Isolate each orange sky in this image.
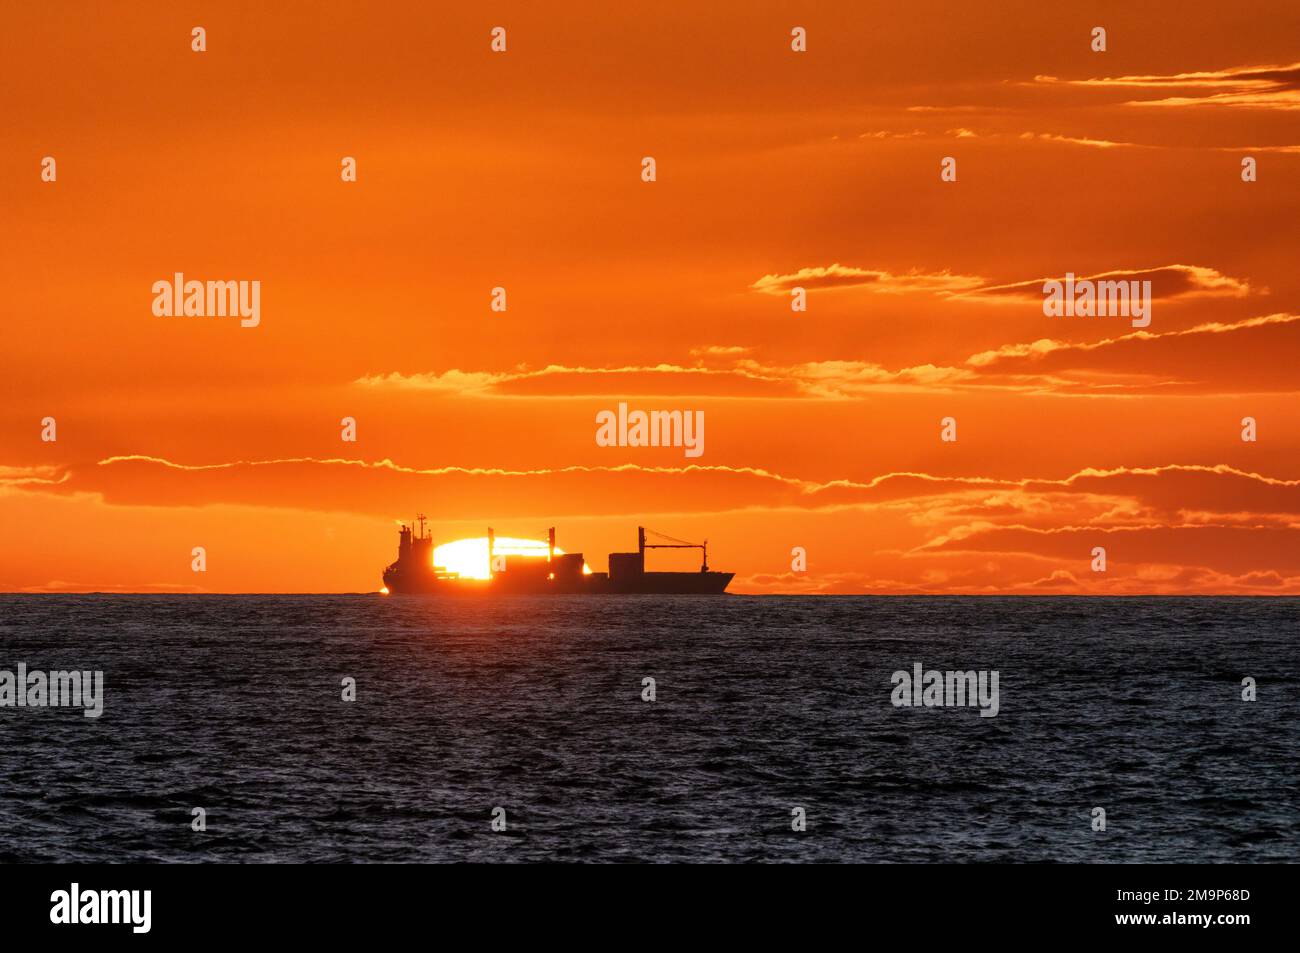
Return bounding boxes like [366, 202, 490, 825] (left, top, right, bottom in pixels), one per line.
[2, 1, 1299, 593]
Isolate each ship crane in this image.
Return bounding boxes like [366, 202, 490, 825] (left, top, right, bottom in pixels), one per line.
[639, 526, 710, 572]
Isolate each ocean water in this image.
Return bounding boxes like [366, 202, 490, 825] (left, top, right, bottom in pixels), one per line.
[0, 595, 1295, 863]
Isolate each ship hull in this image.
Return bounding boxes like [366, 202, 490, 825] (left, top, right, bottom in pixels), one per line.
[383, 570, 733, 596]
[605, 572, 733, 594]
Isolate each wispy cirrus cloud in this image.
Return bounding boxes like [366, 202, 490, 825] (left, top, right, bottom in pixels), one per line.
[749, 264, 985, 296]
[355, 363, 801, 398]
[689, 344, 752, 358]
[968, 312, 1299, 366]
[1034, 62, 1300, 110]
[856, 129, 926, 140]
[1017, 131, 1131, 149]
[0, 465, 70, 489]
[352, 311, 1294, 401]
[16, 579, 206, 594]
[354, 360, 980, 399]
[1012, 131, 1299, 152]
[848, 125, 1298, 153]
[752, 262, 1252, 303]
[966, 264, 1254, 301]
[962, 313, 1300, 394]
[58, 456, 1300, 520]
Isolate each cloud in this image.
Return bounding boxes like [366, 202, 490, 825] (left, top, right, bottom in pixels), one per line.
[1017, 131, 1131, 149]
[749, 264, 985, 296]
[42, 457, 1300, 525]
[354, 358, 981, 399]
[752, 262, 1251, 304]
[845, 125, 1297, 154]
[735, 359, 977, 397]
[926, 524, 1300, 575]
[17, 579, 206, 594]
[71, 454, 818, 519]
[854, 125, 1125, 147]
[737, 570, 890, 594]
[0, 465, 70, 490]
[967, 264, 1253, 302]
[353, 310, 1292, 401]
[689, 345, 752, 358]
[856, 129, 925, 139]
[1012, 132, 1299, 153]
[356, 363, 804, 398]
[1225, 144, 1300, 154]
[354, 368, 510, 394]
[1035, 62, 1300, 110]
[93, 453, 811, 486]
[970, 312, 1296, 364]
[965, 313, 1300, 394]
[356, 363, 806, 398]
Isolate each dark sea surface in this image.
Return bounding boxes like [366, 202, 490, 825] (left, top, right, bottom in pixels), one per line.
[0, 595, 1296, 863]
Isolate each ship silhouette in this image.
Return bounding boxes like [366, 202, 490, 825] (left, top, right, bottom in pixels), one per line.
[382, 517, 734, 595]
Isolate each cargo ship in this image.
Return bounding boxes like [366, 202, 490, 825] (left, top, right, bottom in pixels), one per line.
[382, 518, 733, 595]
